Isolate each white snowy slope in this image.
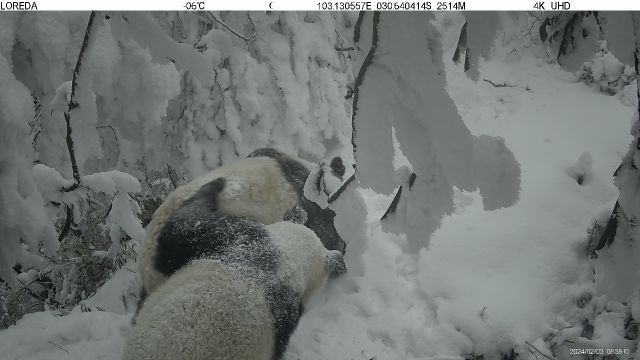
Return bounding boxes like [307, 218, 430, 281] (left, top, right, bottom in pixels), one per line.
[289, 22, 634, 360]
[418, 52, 633, 357]
[0, 18, 636, 360]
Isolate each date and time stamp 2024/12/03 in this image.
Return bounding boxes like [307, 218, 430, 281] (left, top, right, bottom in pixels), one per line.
[568, 347, 630, 356]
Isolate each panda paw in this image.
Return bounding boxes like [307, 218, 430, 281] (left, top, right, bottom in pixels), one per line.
[325, 250, 347, 278]
[283, 205, 308, 224]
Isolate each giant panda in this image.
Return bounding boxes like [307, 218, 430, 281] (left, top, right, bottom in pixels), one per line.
[124, 220, 345, 360]
[139, 148, 347, 297]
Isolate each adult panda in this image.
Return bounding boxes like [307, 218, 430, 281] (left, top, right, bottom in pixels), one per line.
[124, 219, 345, 360]
[139, 148, 347, 296]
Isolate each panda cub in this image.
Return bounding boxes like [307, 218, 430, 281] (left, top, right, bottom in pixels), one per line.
[123, 220, 345, 360]
[139, 148, 346, 296]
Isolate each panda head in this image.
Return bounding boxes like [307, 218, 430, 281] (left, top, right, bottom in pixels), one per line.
[265, 221, 345, 304]
[248, 148, 351, 253]
[300, 154, 356, 254]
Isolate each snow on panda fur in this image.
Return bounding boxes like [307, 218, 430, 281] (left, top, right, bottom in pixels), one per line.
[139, 148, 346, 296]
[124, 221, 345, 360]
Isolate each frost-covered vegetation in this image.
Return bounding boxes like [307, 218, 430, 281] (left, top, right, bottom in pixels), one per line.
[577, 40, 636, 96]
[0, 10, 640, 360]
[0, 11, 356, 328]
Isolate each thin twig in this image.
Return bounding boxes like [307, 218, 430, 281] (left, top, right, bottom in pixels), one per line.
[207, 12, 257, 42]
[247, 13, 256, 34]
[528, 347, 541, 360]
[97, 125, 120, 165]
[165, 164, 180, 189]
[48, 340, 70, 354]
[483, 79, 518, 88]
[57, 204, 73, 243]
[19, 269, 55, 292]
[15, 278, 60, 307]
[102, 193, 117, 221]
[62, 11, 97, 192]
[521, 13, 543, 41]
[39, 248, 60, 265]
[524, 341, 557, 360]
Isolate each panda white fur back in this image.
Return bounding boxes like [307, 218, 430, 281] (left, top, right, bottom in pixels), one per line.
[139, 149, 346, 297]
[125, 259, 275, 360]
[139, 156, 301, 295]
[124, 221, 342, 360]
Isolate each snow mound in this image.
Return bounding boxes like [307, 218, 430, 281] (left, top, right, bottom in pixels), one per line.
[577, 41, 636, 96]
[0, 310, 130, 360]
[565, 151, 594, 186]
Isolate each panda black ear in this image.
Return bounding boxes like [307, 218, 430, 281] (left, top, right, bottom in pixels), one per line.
[189, 177, 226, 211]
[330, 157, 345, 179]
[197, 177, 226, 199]
[325, 250, 347, 278]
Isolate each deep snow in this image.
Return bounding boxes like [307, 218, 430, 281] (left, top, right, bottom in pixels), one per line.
[0, 16, 637, 360]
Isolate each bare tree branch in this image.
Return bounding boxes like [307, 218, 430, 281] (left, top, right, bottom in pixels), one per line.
[206, 12, 257, 42]
[62, 112, 81, 192]
[352, 11, 380, 154]
[62, 11, 97, 192]
[327, 173, 356, 204]
[353, 11, 366, 43]
[69, 11, 97, 109]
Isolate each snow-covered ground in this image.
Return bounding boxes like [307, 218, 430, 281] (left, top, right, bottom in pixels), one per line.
[0, 20, 636, 360]
[286, 52, 634, 360]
